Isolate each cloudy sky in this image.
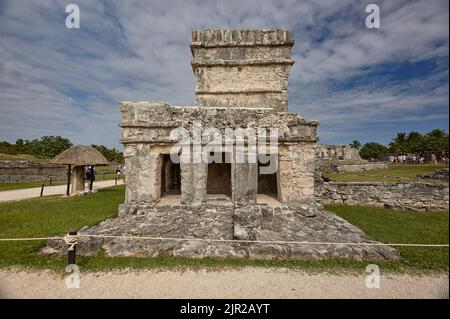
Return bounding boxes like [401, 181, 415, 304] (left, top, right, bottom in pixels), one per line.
[0, 0, 448, 148]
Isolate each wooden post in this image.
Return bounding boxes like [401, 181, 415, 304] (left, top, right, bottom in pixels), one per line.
[66, 165, 71, 196]
[67, 230, 77, 265]
[49, 176, 53, 186]
[89, 165, 94, 191]
[40, 184, 44, 197]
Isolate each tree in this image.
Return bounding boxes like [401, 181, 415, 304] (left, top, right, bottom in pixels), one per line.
[349, 140, 362, 150]
[388, 132, 409, 154]
[42, 136, 72, 158]
[406, 131, 424, 154]
[421, 129, 448, 154]
[360, 142, 388, 160]
[91, 144, 124, 163]
[23, 136, 73, 159]
[0, 141, 17, 155]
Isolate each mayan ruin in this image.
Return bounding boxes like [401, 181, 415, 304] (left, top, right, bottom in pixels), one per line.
[1, 0, 448, 301]
[42, 29, 400, 260]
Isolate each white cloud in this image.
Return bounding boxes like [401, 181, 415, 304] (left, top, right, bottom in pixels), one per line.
[0, 0, 448, 147]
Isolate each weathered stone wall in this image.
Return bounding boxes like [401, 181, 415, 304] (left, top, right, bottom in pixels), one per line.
[278, 143, 316, 203]
[318, 161, 388, 174]
[119, 102, 318, 213]
[191, 29, 294, 112]
[317, 181, 449, 211]
[0, 161, 66, 182]
[119, 102, 318, 145]
[417, 168, 449, 181]
[333, 162, 388, 172]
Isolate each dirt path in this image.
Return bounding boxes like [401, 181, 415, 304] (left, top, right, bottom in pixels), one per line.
[0, 180, 124, 203]
[0, 268, 447, 299]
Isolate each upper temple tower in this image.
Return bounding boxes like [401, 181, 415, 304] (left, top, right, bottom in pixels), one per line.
[190, 29, 294, 112]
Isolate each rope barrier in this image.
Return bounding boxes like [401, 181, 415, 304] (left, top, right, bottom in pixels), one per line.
[0, 234, 448, 247]
[63, 233, 79, 251]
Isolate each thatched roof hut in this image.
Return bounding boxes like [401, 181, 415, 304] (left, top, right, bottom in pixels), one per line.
[51, 145, 109, 166]
[51, 145, 109, 195]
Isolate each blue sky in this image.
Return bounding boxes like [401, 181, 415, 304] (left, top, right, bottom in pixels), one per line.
[0, 0, 448, 149]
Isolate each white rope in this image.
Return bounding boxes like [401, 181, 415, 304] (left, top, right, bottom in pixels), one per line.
[0, 234, 447, 247]
[63, 234, 79, 251]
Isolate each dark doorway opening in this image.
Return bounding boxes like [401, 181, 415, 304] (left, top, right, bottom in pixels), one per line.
[257, 157, 278, 199]
[161, 154, 181, 196]
[207, 153, 231, 197]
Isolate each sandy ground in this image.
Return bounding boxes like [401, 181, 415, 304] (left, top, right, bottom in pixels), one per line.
[0, 268, 448, 299]
[0, 179, 124, 203]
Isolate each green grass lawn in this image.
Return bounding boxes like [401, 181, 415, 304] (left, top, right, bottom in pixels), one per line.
[325, 204, 449, 272]
[325, 163, 448, 182]
[0, 186, 448, 273]
[0, 186, 124, 270]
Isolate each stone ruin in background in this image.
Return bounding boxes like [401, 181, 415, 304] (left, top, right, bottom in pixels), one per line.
[316, 144, 388, 174]
[44, 29, 398, 260]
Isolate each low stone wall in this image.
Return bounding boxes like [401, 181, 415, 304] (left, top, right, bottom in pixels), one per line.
[318, 181, 449, 211]
[318, 160, 388, 174]
[0, 161, 67, 183]
[417, 168, 449, 181]
[334, 162, 388, 172]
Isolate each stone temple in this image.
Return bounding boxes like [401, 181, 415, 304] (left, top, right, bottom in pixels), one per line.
[44, 29, 398, 260]
[119, 29, 318, 213]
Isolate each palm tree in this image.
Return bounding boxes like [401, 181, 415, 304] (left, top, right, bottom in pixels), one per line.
[349, 140, 362, 150]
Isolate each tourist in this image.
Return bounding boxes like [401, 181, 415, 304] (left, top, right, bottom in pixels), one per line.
[412, 154, 417, 165]
[85, 167, 91, 180]
[116, 166, 123, 183]
[431, 153, 437, 165]
[86, 166, 95, 181]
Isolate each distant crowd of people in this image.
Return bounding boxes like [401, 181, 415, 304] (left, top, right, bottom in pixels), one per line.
[388, 151, 449, 165]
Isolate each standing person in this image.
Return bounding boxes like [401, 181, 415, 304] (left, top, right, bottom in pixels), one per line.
[85, 167, 91, 181]
[88, 166, 95, 190]
[431, 153, 437, 165]
[419, 155, 424, 164]
[412, 154, 417, 165]
[116, 166, 123, 184]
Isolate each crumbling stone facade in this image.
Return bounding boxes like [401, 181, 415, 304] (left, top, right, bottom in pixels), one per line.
[119, 29, 318, 214]
[191, 30, 294, 111]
